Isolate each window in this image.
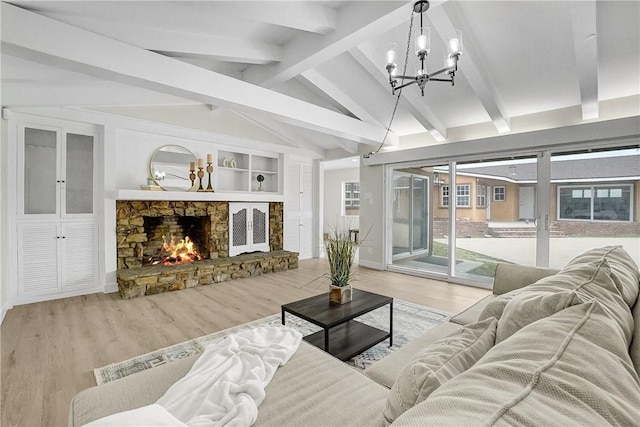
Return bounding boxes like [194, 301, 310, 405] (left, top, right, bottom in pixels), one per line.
[343, 181, 360, 216]
[441, 185, 471, 207]
[441, 185, 450, 207]
[477, 184, 487, 207]
[456, 184, 471, 207]
[493, 186, 506, 202]
[558, 184, 632, 221]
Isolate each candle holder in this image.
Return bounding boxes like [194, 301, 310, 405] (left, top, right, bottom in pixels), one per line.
[197, 166, 205, 192]
[189, 165, 196, 191]
[205, 161, 215, 192]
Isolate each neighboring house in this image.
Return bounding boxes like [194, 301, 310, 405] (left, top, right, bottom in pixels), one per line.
[426, 153, 640, 234]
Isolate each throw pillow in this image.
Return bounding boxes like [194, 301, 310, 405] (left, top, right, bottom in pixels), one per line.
[495, 290, 581, 342]
[382, 317, 497, 426]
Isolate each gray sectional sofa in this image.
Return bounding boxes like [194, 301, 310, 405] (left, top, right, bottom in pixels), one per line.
[70, 246, 640, 426]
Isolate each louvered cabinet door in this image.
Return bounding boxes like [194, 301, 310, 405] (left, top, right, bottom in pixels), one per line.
[17, 222, 62, 297]
[61, 222, 99, 291]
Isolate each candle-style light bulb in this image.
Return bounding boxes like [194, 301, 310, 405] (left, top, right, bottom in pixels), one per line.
[385, 43, 397, 68]
[415, 27, 430, 58]
[447, 30, 463, 56]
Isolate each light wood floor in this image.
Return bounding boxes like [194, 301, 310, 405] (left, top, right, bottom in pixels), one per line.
[1, 259, 490, 427]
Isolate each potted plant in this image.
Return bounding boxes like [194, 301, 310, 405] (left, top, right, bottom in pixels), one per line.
[324, 226, 360, 304]
[256, 174, 265, 191]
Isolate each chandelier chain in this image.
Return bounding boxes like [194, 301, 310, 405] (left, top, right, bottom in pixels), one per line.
[365, 10, 415, 158]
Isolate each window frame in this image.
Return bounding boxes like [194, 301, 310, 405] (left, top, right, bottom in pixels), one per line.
[442, 184, 472, 207]
[557, 183, 633, 222]
[342, 181, 360, 217]
[456, 184, 471, 207]
[493, 185, 506, 202]
[440, 185, 450, 207]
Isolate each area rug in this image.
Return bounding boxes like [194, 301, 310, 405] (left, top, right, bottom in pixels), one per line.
[94, 299, 450, 385]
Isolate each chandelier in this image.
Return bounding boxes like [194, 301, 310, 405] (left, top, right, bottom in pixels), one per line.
[384, 0, 463, 96]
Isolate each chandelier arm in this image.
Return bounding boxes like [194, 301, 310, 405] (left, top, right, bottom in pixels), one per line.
[427, 67, 455, 79]
[395, 80, 419, 91]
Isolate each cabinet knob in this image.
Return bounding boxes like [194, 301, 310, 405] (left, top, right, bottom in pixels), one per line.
[57, 236, 60, 239]
[57, 180, 61, 183]
[62, 236, 66, 239]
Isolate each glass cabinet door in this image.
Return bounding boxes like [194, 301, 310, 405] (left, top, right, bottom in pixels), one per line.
[65, 133, 94, 214]
[24, 127, 58, 215]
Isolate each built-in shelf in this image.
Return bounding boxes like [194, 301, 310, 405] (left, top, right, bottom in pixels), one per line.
[117, 190, 284, 202]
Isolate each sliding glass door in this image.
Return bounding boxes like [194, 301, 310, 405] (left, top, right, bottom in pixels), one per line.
[386, 144, 639, 287]
[391, 167, 449, 276]
[548, 147, 640, 269]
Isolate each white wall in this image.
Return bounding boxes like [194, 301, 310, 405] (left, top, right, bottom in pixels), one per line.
[1, 119, 7, 323]
[323, 167, 359, 233]
[357, 161, 385, 269]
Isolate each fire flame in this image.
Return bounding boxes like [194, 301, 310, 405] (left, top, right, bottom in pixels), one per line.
[152, 234, 203, 265]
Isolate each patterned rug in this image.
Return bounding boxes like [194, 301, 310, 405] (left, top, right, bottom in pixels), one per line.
[94, 299, 450, 385]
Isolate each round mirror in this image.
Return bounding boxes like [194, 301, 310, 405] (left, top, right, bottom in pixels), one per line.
[149, 145, 198, 191]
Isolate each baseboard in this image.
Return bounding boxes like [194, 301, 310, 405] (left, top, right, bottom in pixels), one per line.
[358, 259, 385, 270]
[1, 299, 14, 325]
[104, 282, 118, 294]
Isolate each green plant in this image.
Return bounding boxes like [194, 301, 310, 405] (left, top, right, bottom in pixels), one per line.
[324, 227, 360, 287]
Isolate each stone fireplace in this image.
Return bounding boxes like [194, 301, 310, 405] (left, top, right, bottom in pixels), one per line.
[115, 200, 297, 299]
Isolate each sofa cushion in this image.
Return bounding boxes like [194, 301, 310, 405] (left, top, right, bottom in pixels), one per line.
[479, 259, 634, 346]
[364, 322, 463, 389]
[450, 294, 496, 325]
[383, 317, 497, 425]
[392, 301, 640, 427]
[254, 341, 387, 427]
[492, 263, 558, 295]
[496, 290, 581, 342]
[565, 245, 640, 307]
[631, 296, 640, 377]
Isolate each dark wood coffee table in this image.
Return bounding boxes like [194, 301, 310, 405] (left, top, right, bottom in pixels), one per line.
[281, 289, 393, 361]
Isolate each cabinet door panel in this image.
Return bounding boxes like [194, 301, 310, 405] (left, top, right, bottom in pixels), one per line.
[18, 223, 61, 296]
[61, 222, 99, 291]
[24, 127, 58, 215]
[65, 133, 94, 214]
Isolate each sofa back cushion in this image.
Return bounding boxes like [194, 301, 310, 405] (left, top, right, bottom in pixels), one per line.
[496, 290, 581, 342]
[383, 317, 497, 426]
[479, 259, 634, 346]
[565, 245, 640, 307]
[392, 301, 640, 427]
[631, 297, 640, 377]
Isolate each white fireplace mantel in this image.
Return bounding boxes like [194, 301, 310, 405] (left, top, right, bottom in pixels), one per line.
[116, 190, 284, 202]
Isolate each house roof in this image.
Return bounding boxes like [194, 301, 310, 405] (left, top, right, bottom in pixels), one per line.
[456, 153, 640, 183]
[2, 1, 639, 159]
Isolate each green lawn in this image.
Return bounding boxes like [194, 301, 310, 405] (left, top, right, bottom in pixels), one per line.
[432, 241, 508, 278]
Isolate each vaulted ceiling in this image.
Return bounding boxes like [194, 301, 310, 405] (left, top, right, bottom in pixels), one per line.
[2, 1, 639, 159]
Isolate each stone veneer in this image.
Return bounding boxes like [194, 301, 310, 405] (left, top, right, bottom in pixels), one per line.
[115, 200, 292, 298]
[117, 250, 299, 299]
[116, 200, 284, 269]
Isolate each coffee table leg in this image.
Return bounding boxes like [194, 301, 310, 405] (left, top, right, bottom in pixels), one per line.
[281, 308, 285, 325]
[389, 300, 393, 347]
[324, 328, 329, 352]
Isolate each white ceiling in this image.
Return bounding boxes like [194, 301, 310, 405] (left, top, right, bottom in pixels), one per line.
[2, 1, 639, 159]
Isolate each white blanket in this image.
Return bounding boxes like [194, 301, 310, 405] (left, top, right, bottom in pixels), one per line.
[84, 326, 302, 427]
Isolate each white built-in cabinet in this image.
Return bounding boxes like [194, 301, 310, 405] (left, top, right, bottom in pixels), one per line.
[16, 123, 99, 301]
[228, 203, 270, 256]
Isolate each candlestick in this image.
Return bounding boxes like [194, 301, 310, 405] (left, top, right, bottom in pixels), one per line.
[205, 160, 214, 192]
[198, 158, 203, 168]
[207, 153, 212, 163]
[189, 163, 196, 191]
[197, 166, 205, 191]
